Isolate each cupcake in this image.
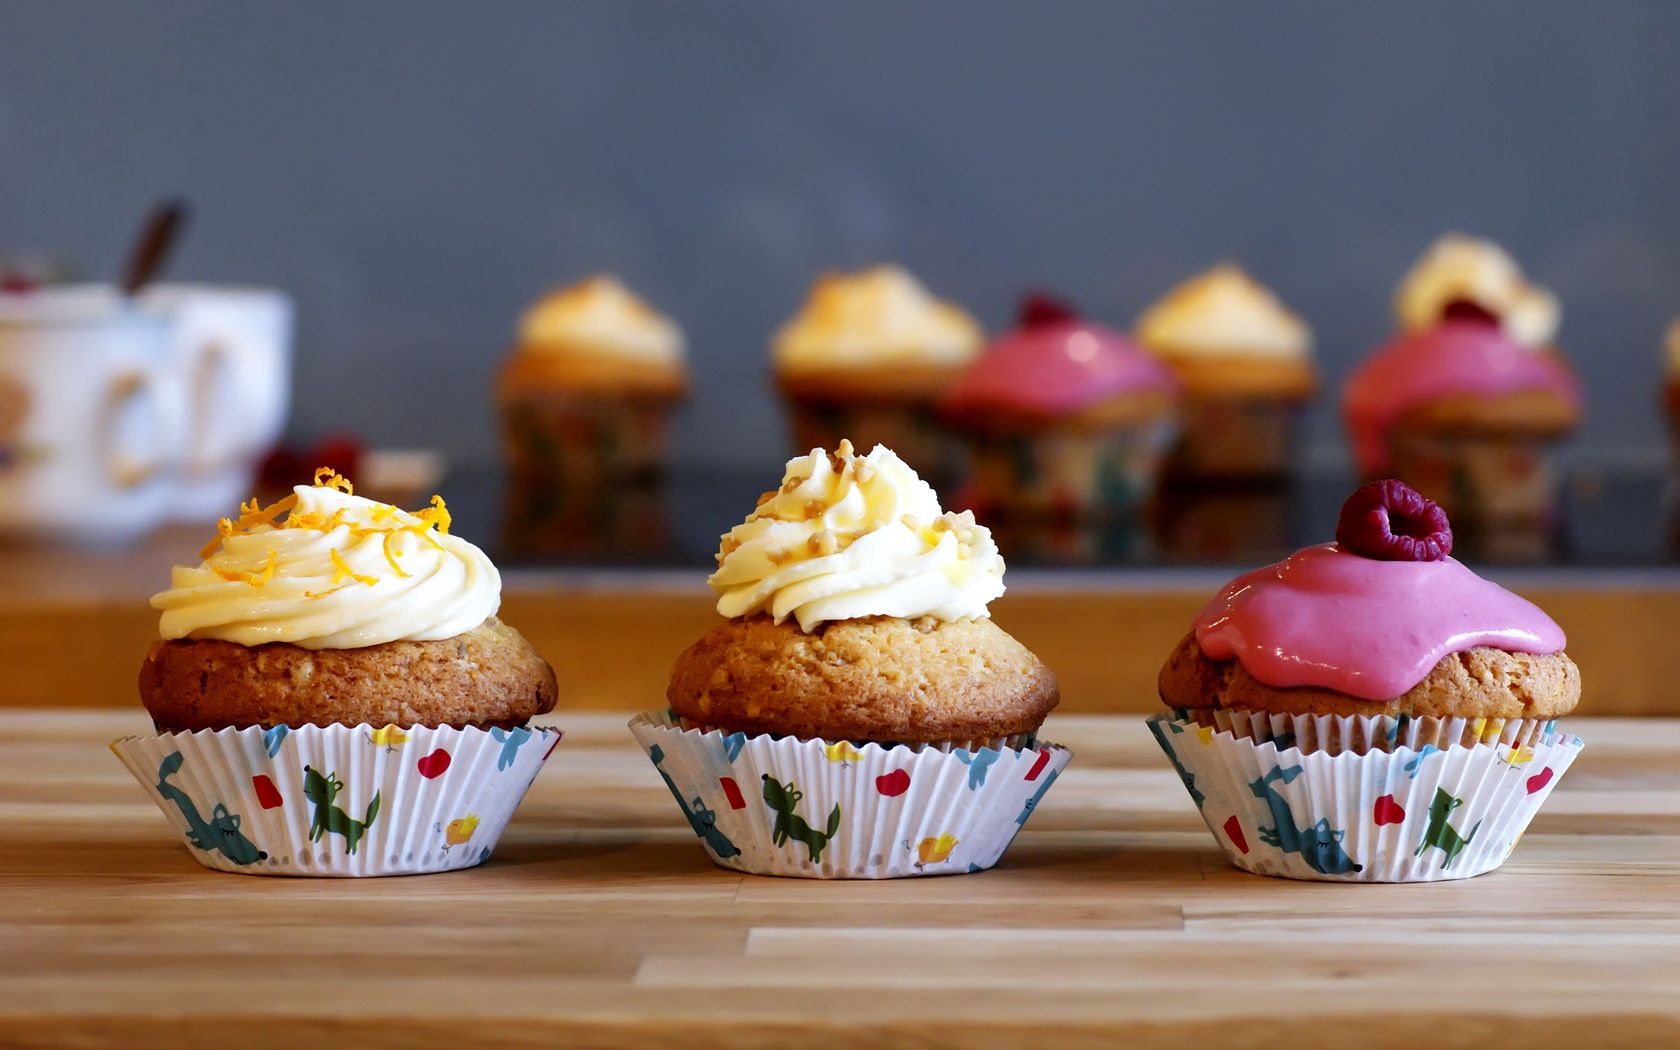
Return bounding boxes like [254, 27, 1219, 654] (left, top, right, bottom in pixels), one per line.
[630, 440, 1071, 879]
[497, 276, 687, 494]
[1345, 235, 1580, 529]
[941, 294, 1179, 519]
[1150, 479, 1584, 882]
[1136, 265, 1317, 482]
[112, 468, 562, 876]
[772, 266, 981, 484]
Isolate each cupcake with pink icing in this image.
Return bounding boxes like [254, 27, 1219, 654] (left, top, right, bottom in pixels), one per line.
[1344, 235, 1581, 528]
[1150, 479, 1584, 882]
[941, 294, 1179, 518]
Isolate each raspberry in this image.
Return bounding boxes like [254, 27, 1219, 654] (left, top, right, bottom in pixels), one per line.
[1439, 298, 1501, 327]
[1335, 479, 1453, 561]
[1017, 292, 1078, 328]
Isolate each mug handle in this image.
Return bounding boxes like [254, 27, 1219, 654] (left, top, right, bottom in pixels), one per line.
[98, 369, 171, 488]
[187, 334, 276, 476]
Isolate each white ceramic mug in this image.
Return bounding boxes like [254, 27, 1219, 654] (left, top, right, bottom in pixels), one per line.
[139, 285, 294, 519]
[0, 287, 185, 545]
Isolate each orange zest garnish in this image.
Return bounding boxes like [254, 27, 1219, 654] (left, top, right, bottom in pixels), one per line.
[313, 467, 354, 494]
[329, 547, 379, 587]
[195, 469, 455, 591]
[212, 549, 278, 588]
[381, 530, 411, 577]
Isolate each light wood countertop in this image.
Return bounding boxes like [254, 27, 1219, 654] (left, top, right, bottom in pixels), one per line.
[1, 710, 1675, 1048]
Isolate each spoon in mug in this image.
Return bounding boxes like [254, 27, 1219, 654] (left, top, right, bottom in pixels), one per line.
[120, 199, 190, 296]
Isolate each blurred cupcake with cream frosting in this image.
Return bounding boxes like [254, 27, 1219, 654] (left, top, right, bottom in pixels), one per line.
[497, 276, 687, 495]
[1344, 235, 1579, 529]
[1136, 265, 1317, 481]
[772, 266, 981, 483]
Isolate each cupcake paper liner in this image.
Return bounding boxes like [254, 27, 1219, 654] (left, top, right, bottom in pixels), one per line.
[960, 418, 1177, 518]
[629, 710, 1073, 879]
[1180, 707, 1556, 756]
[111, 723, 562, 877]
[1148, 712, 1583, 883]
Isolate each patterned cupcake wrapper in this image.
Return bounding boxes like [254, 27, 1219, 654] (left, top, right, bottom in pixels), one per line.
[629, 710, 1073, 879]
[110, 723, 562, 877]
[1178, 708, 1558, 756]
[1148, 712, 1583, 883]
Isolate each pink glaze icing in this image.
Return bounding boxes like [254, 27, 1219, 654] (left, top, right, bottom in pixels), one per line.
[1342, 320, 1580, 474]
[941, 317, 1177, 418]
[1194, 543, 1567, 701]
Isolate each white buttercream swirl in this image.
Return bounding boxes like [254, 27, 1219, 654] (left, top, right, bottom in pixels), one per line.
[709, 443, 1005, 631]
[1396, 234, 1560, 348]
[152, 483, 500, 649]
[518, 275, 684, 365]
[773, 266, 982, 372]
[1666, 318, 1680, 374]
[1136, 265, 1312, 360]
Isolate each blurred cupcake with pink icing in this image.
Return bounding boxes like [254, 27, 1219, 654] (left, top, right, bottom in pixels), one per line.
[1343, 235, 1581, 528]
[941, 294, 1179, 519]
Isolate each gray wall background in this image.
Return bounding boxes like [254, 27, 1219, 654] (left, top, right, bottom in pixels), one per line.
[3, 0, 1677, 471]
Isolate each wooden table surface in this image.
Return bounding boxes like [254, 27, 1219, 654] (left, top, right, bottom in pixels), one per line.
[3, 710, 1676, 1048]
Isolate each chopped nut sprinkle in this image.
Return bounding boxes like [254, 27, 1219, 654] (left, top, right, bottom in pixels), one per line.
[804, 499, 828, 520]
[807, 530, 838, 556]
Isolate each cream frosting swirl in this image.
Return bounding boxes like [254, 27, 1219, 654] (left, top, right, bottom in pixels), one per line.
[1136, 265, 1311, 360]
[152, 475, 500, 649]
[1666, 318, 1680, 374]
[517, 275, 684, 366]
[709, 442, 1005, 631]
[772, 266, 982, 372]
[1396, 234, 1559, 348]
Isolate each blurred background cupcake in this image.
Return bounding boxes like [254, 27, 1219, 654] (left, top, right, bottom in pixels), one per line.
[1136, 265, 1317, 484]
[1343, 235, 1580, 531]
[941, 295, 1179, 520]
[497, 276, 687, 496]
[771, 266, 980, 484]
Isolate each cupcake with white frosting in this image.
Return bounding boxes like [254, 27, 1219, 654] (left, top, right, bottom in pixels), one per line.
[112, 468, 562, 877]
[1136, 265, 1317, 481]
[772, 267, 981, 483]
[497, 275, 687, 495]
[631, 441, 1071, 879]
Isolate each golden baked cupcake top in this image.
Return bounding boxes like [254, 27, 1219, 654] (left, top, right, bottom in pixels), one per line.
[709, 440, 1005, 631]
[772, 267, 982, 374]
[1136, 264, 1312, 362]
[1395, 233, 1559, 348]
[517, 275, 685, 367]
[151, 469, 499, 650]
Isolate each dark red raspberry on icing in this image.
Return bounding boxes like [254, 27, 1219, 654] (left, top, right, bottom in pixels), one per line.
[1017, 292, 1079, 328]
[1335, 479, 1453, 562]
[1439, 298, 1501, 327]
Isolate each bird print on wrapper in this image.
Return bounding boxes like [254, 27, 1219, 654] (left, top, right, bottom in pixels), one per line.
[302, 766, 382, 856]
[490, 727, 533, 771]
[1249, 766, 1362, 876]
[647, 745, 741, 859]
[954, 748, 1002, 790]
[364, 725, 409, 753]
[153, 752, 267, 865]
